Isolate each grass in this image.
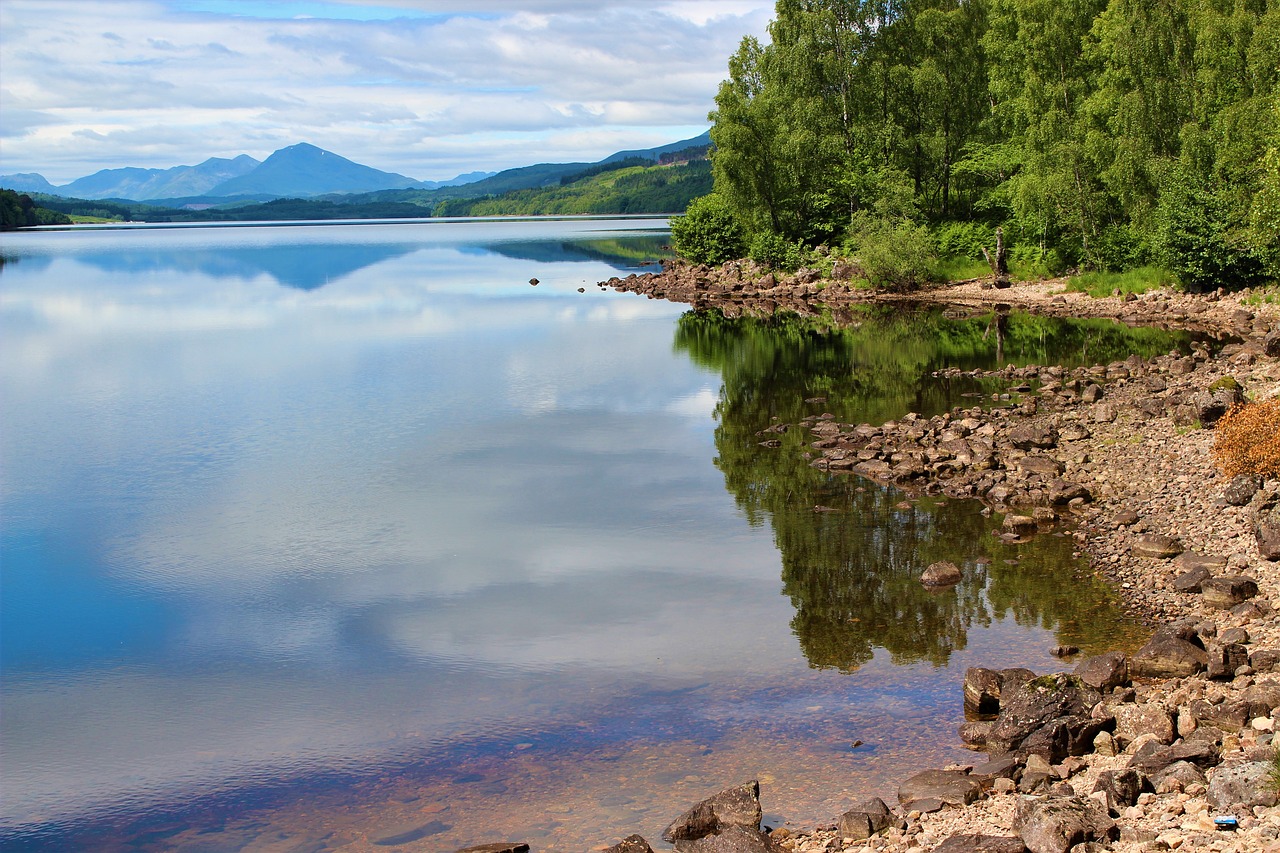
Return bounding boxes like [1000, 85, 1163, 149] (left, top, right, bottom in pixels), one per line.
[1062, 266, 1180, 298]
[1241, 284, 1280, 306]
[68, 215, 122, 224]
[934, 256, 992, 282]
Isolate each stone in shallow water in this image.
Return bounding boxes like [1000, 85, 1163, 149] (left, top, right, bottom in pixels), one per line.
[599, 836, 652, 853]
[372, 819, 451, 846]
[921, 561, 963, 586]
[663, 781, 762, 843]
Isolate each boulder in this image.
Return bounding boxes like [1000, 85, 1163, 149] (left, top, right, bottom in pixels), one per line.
[1265, 327, 1280, 358]
[1172, 565, 1212, 593]
[1207, 761, 1279, 809]
[1200, 576, 1260, 609]
[1073, 652, 1129, 692]
[1130, 628, 1207, 678]
[456, 845, 529, 853]
[1192, 383, 1244, 427]
[960, 720, 994, 746]
[964, 668, 1004, 715]
[1172, 550, 1227, 574]
[1046, 480, 1091, 505]
[1250, 648, 1280, 672]
[986, 675, 1104, 755]
[933, 836, 1027, 853]
[1014, 796, 1117, 853]
[1207, 642, 1251, 681]
[1003, 514, 1038, 534]
[1223, 475, 1260, 507]
[663, 782, 763, 842]
[1130, 534, 1184, 559]
[1092, 768, 1149, 812]
[1149, 761, 1207, 793]
[1009, 423, 1058, 450]
[1112, 703, 1175, 746]
[1254, 497, 1280, 560]
[897, 769, 983, 809]
[600, 838, 652, 853]
[672, 825, 783, 853]
[836, 797, 894, 840]
[922, 561, 963, 587]
[1016, 455, 1065, 477]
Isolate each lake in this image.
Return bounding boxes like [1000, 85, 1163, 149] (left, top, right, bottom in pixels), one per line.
[0, 218, 1190, 851]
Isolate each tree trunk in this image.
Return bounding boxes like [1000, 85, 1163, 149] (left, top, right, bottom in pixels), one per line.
[981, 227, 1010, 288]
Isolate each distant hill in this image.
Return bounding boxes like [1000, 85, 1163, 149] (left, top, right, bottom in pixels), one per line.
[0, 172, 58, 194]
[9, 131, 714, 219]
[56, 155, 261, 200]
[207, 143, 419, 198]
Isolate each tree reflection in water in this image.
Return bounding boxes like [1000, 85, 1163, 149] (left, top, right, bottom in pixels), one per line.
[675, 306, 1189, 671]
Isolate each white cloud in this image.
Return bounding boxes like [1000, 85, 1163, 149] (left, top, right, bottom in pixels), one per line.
[0, 0, 773, 183]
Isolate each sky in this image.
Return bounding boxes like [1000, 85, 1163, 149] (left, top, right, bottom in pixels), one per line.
[0, 0, 774, 184]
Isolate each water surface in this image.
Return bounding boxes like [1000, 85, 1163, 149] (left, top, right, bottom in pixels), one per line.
[0, 220, 1185, 851]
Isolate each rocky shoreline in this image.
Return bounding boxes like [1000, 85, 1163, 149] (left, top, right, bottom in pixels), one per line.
[579, 264, 1280, 853]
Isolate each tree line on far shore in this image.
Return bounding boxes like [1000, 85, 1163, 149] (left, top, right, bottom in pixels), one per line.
[0, 189, 72, 230]
[674, 0, 1279, 292]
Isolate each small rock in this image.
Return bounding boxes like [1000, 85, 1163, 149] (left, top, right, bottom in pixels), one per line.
[1131, 534, 1184, 559]
[1200, 576, 1260, 609]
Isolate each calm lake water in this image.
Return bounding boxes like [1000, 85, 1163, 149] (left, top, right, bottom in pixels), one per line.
[0, 219, 1193, 851]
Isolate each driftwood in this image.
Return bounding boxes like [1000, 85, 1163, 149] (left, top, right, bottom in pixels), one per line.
[981, 227, 1010, 289]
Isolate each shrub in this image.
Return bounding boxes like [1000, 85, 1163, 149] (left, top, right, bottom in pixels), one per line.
[847, 216, 937, 290]
[1155, 169, 1266, 291]
[1009, 244, 1068, 279]
[1212, 399, 1280, 478]
[670, 193, 746, 266]
[748, 231, 805, 271]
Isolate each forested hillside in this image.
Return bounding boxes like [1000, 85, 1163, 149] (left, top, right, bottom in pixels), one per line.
[683, 0, 1279, 290]
[0, 189, 72, 229]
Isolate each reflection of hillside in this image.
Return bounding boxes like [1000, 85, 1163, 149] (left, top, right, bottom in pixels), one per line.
[61, 244, 417, 290]
[487, 236, 669, 270]
[674, 308, 1164, 671]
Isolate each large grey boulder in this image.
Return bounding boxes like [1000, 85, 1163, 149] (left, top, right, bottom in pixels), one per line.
[663, 781, 762, 842]
[897, 769, 983, 810]
[1207, 761, 1279, 809]
[1092, 768, 1149, 813]
[1014, 795, 1117, 853]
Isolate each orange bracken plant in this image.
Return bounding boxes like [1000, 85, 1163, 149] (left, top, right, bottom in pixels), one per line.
[1212, 399, 1280, 479]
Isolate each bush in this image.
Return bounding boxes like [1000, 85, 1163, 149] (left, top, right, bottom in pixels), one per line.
[1155, 169, 1266, 291]
[1089, 224, 1150, 272]
[847, 215, 937, 290]
[1212, 399, 1280, 478]
[670, 193, 746, 266]
[748, 231, 805, 271]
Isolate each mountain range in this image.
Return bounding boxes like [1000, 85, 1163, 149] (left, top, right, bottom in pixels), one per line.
[0, 132, 711, 205]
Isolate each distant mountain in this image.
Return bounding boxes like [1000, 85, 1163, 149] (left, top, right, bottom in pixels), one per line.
[0, 172, 58, 194]
[601, 131, 712, 164]
[57, 155, 260, 201]
[417, 170, 497, 190]
[207, 143, 418, 198]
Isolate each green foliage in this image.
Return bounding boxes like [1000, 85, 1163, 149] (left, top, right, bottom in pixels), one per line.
[935, 221, 997, 260]
[1155, 166, 1266, 291]
[702, 0, 1279, 289]
[846, 214, 938, 290]
[671, 193, 747, 265]
[1, 188, 72, 229]
[748, 230, 806, 270]
[1009, 243, 1069, 279]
